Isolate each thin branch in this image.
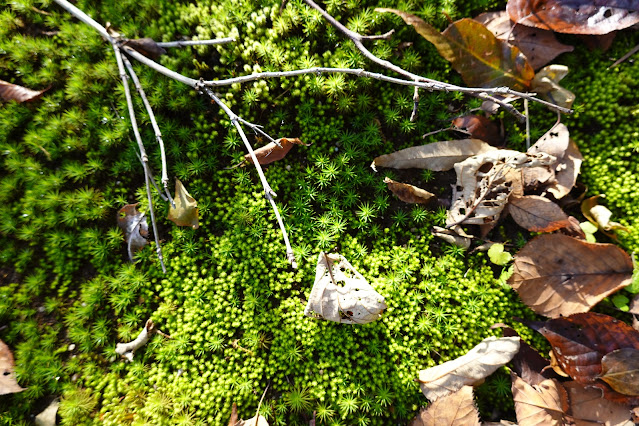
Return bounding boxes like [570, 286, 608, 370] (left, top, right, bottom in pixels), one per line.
[360, 29, 395, 40]
[609, 42, 639, 68]
[236, 117, 279, 146]
[115, 319, 155, 362]
[410, 86, 419, 122]
[156, 37, 235, 48]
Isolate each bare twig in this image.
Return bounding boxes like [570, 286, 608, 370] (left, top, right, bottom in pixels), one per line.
[609, 42, 639, 68]
[410, 86, 419, 122]
[115, 319, 156, 362]
[157, 37, 236, 48]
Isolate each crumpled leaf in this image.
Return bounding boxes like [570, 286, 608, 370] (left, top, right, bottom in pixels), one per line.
[35, 399, 59, 426]
[409, 386, 481, 426]
[167, 179, 199, 229]
[447, 150, 554, 227]
[547, 139, 583, 199]
[507, 0, 639, 35]
[531, 65, 576, 109]
[240, 138, 308, 167]
[0, 339, 24, 395]
[508, 195, 571, 233]
[600, 348, 639, 396]
[417, 336, 520, 401]
[509, 234, 633, 317]
[117, 203, 148, 262]
[511, 373, 568, 426]
[384, 177, 435, 204]
[522, 123, 570, 192]
[432, 226, 472, 249]
[0, 79, 49, 103]
[452, 115, 502, 145]
[563, 381, 635, 426]
[304, 252, 387, 324]
[122, 38, 166, 59]
[475, 11, 574, 70]
[376, 9, 534, 89]
[582, 195, 629, 233]
[371, 139, 495, 172]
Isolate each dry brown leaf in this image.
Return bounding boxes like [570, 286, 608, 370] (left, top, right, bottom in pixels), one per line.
[511, 373, 568, 426]
[167, 179, 199, 229]
[523, 123, 570, 191]
[579, 33, 617, 51]
[451, 115, 502, 145]
[371, 139, 495, 172]
[531, 65, 576, 109]
[409, 386, 481, 426]
[600, 348, 639, 396]
[432, 226, 472, 249]
[509, 234, 633, 317]
[0, 79, 49, 103]
[242, 138, 308, 166]
[549, 350, 570, 378]
[508, 195, 571, 232]
[35, 399, 59, 426]
[564, 381, 635, 426]
[122, 38, 166, 59]
[384, 177, 435, 204]
[474, 11, 574, 70]
[418, 336, 520, 401]
[0, 339, 24, 395]
[547, 139, 583, 199]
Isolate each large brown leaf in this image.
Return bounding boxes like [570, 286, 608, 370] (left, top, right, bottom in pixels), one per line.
[0, 339, 23, 395]
[509, 195, 571, 232]
[371, 139, 495, 172]
[564, 381, 635, 426]
[475, 11, 574, 70]
[409, 386, 481, 426]
[507, 0, 639, 35]
[509, 234, 633, 317]
[0, 80, 49, 103]
[600, 348, 639, 396]
[511, 373, 568, 426]
[384, 177, 435, 204]
[376, 9, 534, 89]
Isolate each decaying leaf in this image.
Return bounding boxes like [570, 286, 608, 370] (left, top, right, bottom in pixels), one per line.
[237, 415, 269, 426]
[167, 179, 199, 229]
[451, 115, 502, 145]
[507, 0, 639, 34]
[496, 326, 555, 385]
[547, 139, 583, 199]
[447, 150, 554, 227]
[122, 38, 166, 59]
[0, 79, 49, 103]
[117, 203, 149, 262]
[0, 339, 24, 395]
[600, 348, 639, 396]
[239, 138, 308, 167]
[384, 177, 435, 204]
[376, 10, 535, 89]
[563, 381, 635, 426]
[417, 336, 520, 401]
[511, 373, 568, 426]
[531, 65, 576, 109]
[508, 195, 570, 232]
[522, 122, 570, 191]
[371, 139, 495, 172]
[409, 386, 481, 426]
[432, 226, 472, 249]
[304, 252, 387, 324]
[35, 399, 59, 426]
[509, 234, 633, 317]
[582, 195, 629, 233]
[475, 11, 574, 70]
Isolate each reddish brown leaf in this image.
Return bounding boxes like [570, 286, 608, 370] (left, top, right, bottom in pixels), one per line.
[509, 234, 633, 317]
[498, 326, 556, 385]
[509, 195, 570, 232]
[122, 38, 166, 59]
[0, 339, 24, 395]
[600, 348, 639, 396]
[511, 373, 568, 426]
[559, 216, 588, 240]
[452, 115, 502, 145]
[579, 33, 617, 51]
[409, 386, 481, 426]
[507, 0, 639, 34]
[0, 80, 49, 103]
[384, 177, 435, 204]
[475, 11, 574, 70]
[564, 381, 635, 426]
[242, 138, 308, 166]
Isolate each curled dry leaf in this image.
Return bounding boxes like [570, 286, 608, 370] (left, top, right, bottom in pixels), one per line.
[508, 195, 571, 232]
[582, 195, 629, 233]
[531, 65, 576, 109]
[511, 373, 568, 426]
[371, 139, 495, 172]
[600, 348, 639, 396]
[432, 226, 472, 249]
[241, 137, 308, 167]
[0, 339, 23, 395]
[167, 179, 199, 229]
[523, 122, 570, 191]
[509, 234, 633, 317]
[507, 0, 639, 34]
[451, 115, 502, 145]
[384, 177, 435, 204]
[304, 252, 387, 324]
[475, 11, 574, 70]
[376, 9, 534, 89]
[563, 381, 635, 426]
[547, 140, 583, 200]
[0, 79, 49, 103]
[122, 38, 166, 59]
[417, 336, 520, 401]
[409, 386, 480, 426]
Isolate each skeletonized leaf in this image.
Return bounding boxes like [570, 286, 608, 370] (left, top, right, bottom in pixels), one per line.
[582, 195, 628, 233]
[547, 139, 583, 199]
[451, 115, 502, 145]
[304, 252, 387, 324]
[509, 234, 633, 317]
[564, 381, 635, 426]
[0, 79, 49, 103]
[117, 203, 148, 261]
[511, 373, 568, 426]
[508, 195, 570, 232]
[600, 348, 639, 396]
[242, 138, 308, 166]
[122, 38, 166, 59]
[0, 339, 23, 395]
[409, 386, 481, 426]
[507, 0, 639, 35]
[376, 10, 534, 89]
[417, 336, 520, 401]
[475, 11, 574, 70]
[384, 177, 435, 204]
[167, 179, 199, 229]
[531, 65, 576, 109]
[371, 139, 495, 172]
